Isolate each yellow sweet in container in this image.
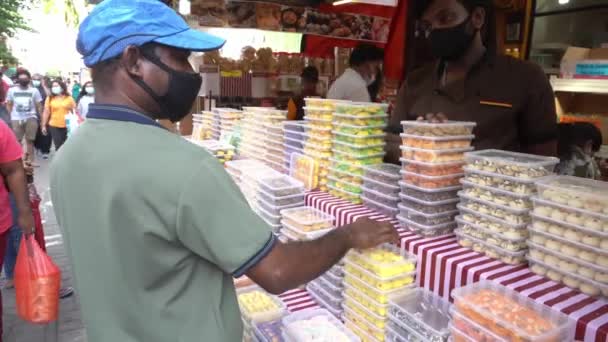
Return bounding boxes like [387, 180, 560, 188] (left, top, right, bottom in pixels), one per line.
[344, 308, 385, 341]
[344, 299, 386, 329]
[238, 289, 284, 324]
[344, 264, 414, 290]
[346, 248, 416, 278]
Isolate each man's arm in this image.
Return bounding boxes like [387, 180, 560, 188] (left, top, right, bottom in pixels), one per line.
[0, 160, 34, 234]
[247, 218, 398, 294]
[41, 98, 51, 134]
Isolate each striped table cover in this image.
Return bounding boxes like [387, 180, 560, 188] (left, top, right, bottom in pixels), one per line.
[305, 191, 608, 342]
[279, 288, 319, 312]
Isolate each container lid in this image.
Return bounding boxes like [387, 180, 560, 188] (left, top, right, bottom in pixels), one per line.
[346, 244, 417, 279]
[333, 150, 385, 160]
[388, 288, 452, 339]
[400, 169, 464, 180]
[458, 191, 530, 215]
[333, 140, 385, 150]
[361, 176, 400, 192]
[306, 284, 342, 318]
[327, 183, 361, 198]
[333, 112, 389, 120]
[363, 163, 401, 180]
[532, 196, 608, 221]
[527, 240, 608, 274]
[284, 129, 306, 137]
[528, 225, 608, 256]
[535, 175, 608, 203]
[400, 133, 475, 142]
[343, 267, 416, 297]
[400, 145, 475, 154]
[282, 308, 359, 342]
[400, 120, 477, 128]
[334, 122, 386, 130]
[464, 149, 560, 168]
[455, 216, 527, 243]
[302, 106, 334, 113]
[305, 125, 333, 133]
[449, 309, 507, 342]
[280, 206, 335, 226]
[336, 101, 389, 110]
[281, 220, 334, 240]
[342, 306, 385, 337]
[399, 180, 462, 194]
[400, 157, 466, 167]
[360, 195, 399, 215]
[328, 166, 364, 179]
[457, 204, 528, 230]
[360, 184, 399, 202]
[304, 116, 333, 123]
[259, 175, 304, 194]
[530, 212, 608, 239]
[332, 131, 386, 139]
[454, 229, 528, 258]
[237, 286, 287, 324]
[308, 279, 342, 304]
[225, 159, 267, 172]
[289, 153, 318, 190]
[398, 192, 459, 206]
[256, 203, 281, 221]
[303, 140, 332, 152]
[460, 178, 530, 199]
[397, 215, 457, 233]
[343, 317, 380, 342]
[327, 175, 362, 190]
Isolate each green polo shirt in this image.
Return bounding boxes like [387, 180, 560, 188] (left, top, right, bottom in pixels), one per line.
[50, 106, 273, 342]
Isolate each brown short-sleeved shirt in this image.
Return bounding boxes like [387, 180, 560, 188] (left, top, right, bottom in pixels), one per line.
[389, 54, 558, 152]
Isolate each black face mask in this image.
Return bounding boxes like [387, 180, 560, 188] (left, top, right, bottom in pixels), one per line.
[429, 16, 475, 61]
[131, 51, 202, 123]
[18, 80, 29, 87]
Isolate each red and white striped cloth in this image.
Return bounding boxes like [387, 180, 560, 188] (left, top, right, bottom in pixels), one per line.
[305, 191, 608, 342]
[279, 289, 319, 313]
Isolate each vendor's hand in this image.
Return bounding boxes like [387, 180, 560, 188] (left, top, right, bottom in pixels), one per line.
[17, 212, 35, 235]
[41, 126, 48, 136]
[23, 159, 34, 176]
[346, 217, 399, 249]
[417, 112, 448, 123]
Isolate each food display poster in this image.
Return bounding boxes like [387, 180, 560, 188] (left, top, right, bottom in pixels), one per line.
[189, 0, 391, 44]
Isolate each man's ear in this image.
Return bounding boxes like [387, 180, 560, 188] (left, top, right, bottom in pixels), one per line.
[120, 46, 144, 78]
[471, 7, 486, 30]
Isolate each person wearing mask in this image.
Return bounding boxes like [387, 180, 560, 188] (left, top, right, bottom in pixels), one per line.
[71, 80, 81, 101]
[76, 81, 95, 119]
[555, 122, 603, 180]
[32, 74, 52, 159]
[41, 79, 76, 151]
[327, 43, 384, 102]
[385, 0, 558, 164]
[50, 1, 398, 341]
[6, 69, 43, 163]
[287, 66, 320, 120]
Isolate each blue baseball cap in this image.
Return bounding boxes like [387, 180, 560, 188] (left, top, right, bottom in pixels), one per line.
[77, 0, 226, 67]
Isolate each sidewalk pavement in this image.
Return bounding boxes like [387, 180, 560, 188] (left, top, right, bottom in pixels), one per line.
[2, 158, 86, 342]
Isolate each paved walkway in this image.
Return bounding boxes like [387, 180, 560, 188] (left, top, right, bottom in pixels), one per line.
[2, 158, 86, 342]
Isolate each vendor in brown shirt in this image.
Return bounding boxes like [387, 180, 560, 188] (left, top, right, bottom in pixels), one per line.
[386, 0, 558, 164]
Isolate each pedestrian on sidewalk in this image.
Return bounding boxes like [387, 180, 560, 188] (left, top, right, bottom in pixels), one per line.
[41, 80, 75, 151]
[32, 75, 52, 159]
[0, 120, 35, 342]
[76, 81, 94, 119]
[50, 1, 397, 342]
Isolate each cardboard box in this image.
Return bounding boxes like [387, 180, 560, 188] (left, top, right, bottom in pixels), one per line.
[561, 46, 608, 78]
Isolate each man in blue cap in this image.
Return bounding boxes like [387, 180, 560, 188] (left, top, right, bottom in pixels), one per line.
[50, 1, 397, 341]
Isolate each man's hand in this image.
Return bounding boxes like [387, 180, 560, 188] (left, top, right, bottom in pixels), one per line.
[18, 211, 35, 235]
[417, 113, 448, 123]
[345, 217, 400, 249]
[41, 126, 48, 136]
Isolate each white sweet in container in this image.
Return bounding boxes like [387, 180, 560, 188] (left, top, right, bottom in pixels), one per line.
[399, 203, 458, 226]
[465, 149, 559, 179]
[454, 230, 527, 264]
[397, 215, 456, 237]
[460, 180, 532, 210]
[531, 196, 608, 236]
[456, 216, 528, 251]
[282, 308, 359, 342]
[527, 255, 608, 297]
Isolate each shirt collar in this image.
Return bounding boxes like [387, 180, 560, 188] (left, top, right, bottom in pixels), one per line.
[87, 104, 166, 130]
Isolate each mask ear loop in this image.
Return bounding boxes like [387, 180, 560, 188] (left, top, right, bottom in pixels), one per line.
[126, 49, 171, 116]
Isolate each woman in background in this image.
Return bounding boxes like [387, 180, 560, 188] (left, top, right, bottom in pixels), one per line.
[556, 122, 603, 180]
[76, 81, 95, 119]
[41, 79, 76, 151]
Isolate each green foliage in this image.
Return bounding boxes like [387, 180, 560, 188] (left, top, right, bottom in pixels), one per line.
[0, 0, 31, 37]
[41, 0, 82, 27]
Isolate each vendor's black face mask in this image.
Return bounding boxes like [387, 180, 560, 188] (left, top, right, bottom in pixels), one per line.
[429, 16, 475, 61]
[132, 50, 202, 123]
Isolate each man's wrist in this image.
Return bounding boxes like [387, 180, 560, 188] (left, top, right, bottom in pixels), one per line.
[336, 225, 354, 250]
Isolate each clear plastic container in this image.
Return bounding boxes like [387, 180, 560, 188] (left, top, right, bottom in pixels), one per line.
[451, 280, 574, 341]
[398, 202, 458, 226]
[459, 194, 530, 221]
[303, 106, 334, 121]
[386, 320, 429, 342]
[303, 138, 332, 151]
[318, 272, 343, 292]
[334, 123, 385, 136]
[330, 158, 367, 176]
[284, 120, 306, 132]
[399, 182, 460, 203]
[253, 320, 283, 342]
[364, 164, 401, 183]
[238, 286, 287, 325]
[455, 220, 527, 252]
[343, 294, 386, 329]
[333, 140, 385, 157]
[398, 193, 458, 214]
[535, 175, 608, 216]
[531, 196, 608, 227]
[527, 239, 608, 276]
[400, 146, 473, 164]
[465, 149, 559, 179]
[345, 244, 416, 279]
[285, 130, 306, 142]
[328, 167, 364, 185]
[257, 196, 303, 217]
[335, 102, 389, 116]
[343, 282, 391, 318]
[344, 259, 416, 292]
[528, 225, 608, 259]
[304, 98, 347, 110]
[400, 120, 476, 136]
[307, 285, 342, 318]
[328, 183, 363, 204]
[456, 215, 527, 242]
[450, 309, 506, 342]
[307, 280, 343, 311]
[333, 113, 388, 126]
[400, 133, 474, 150]
[454, 230, 527, 265]
[333, 150, 385, 165]
[257, 204, 282, 226]
[362, 176, 400, 195]
[361, 185, 400, 206]
[526, 254, 608, 297]
[343, 305, 386, 341]
[457, 204, 529, 230]
[400, 170, 463, 189]
[343, 317, 381, 342]
[388, 288, 451, 342]
[328, 175, 363, 194]
[462, 171, 537, 196]
[530, 211, 608, 242]
[328, 264, 345, 279]
[259, 175, 304, 197]
[258, 188, 305, 207]
[280, 206, 333, 229]
[397, 215, 456, 237]
[400, 158, 464, 177]
[460, 182, 532, 210]
[289, 153, 319, 190]
[333, 131, 386, 147]
[282, 308, 359, 342]
[361, 195, 399, 218]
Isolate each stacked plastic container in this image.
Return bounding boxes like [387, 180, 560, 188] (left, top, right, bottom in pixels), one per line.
[449, 281, 574, 341]
[307, 263, 346, 319]
[284, 121, 307, 171]
[290, 153, 320, 191]
[282, 308, 360, 341]
[279, 206, 334, 243]
[209, 109, 222, 140]
[386, 288, 451, 342]
[361, 164, 401, 218]
[397, 121, 475, 237]
[303, 98, 343, 192]
[263, 121, 287, 173]
[342, 244, 417, 342]
[225, 159, 266, 185]
[239, 107, 287, 164]
[239, 166, 282, 210]
[191, 113, 213, 141]
[328, 102, 388, 204]
[527, 175, 608, 297]
[455, 149, 559, 265]
[186, 139, 235, 164]
[215, 108, 242, 139]
[237, 285, 287, 342]
[255, 175, 306, 234]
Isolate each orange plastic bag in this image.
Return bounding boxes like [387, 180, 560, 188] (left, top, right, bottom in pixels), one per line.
[14, 234, 61, 323]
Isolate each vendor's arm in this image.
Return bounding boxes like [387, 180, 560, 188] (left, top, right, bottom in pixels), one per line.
[176, 159, 398, 295]
[518, 64, 558, 157]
